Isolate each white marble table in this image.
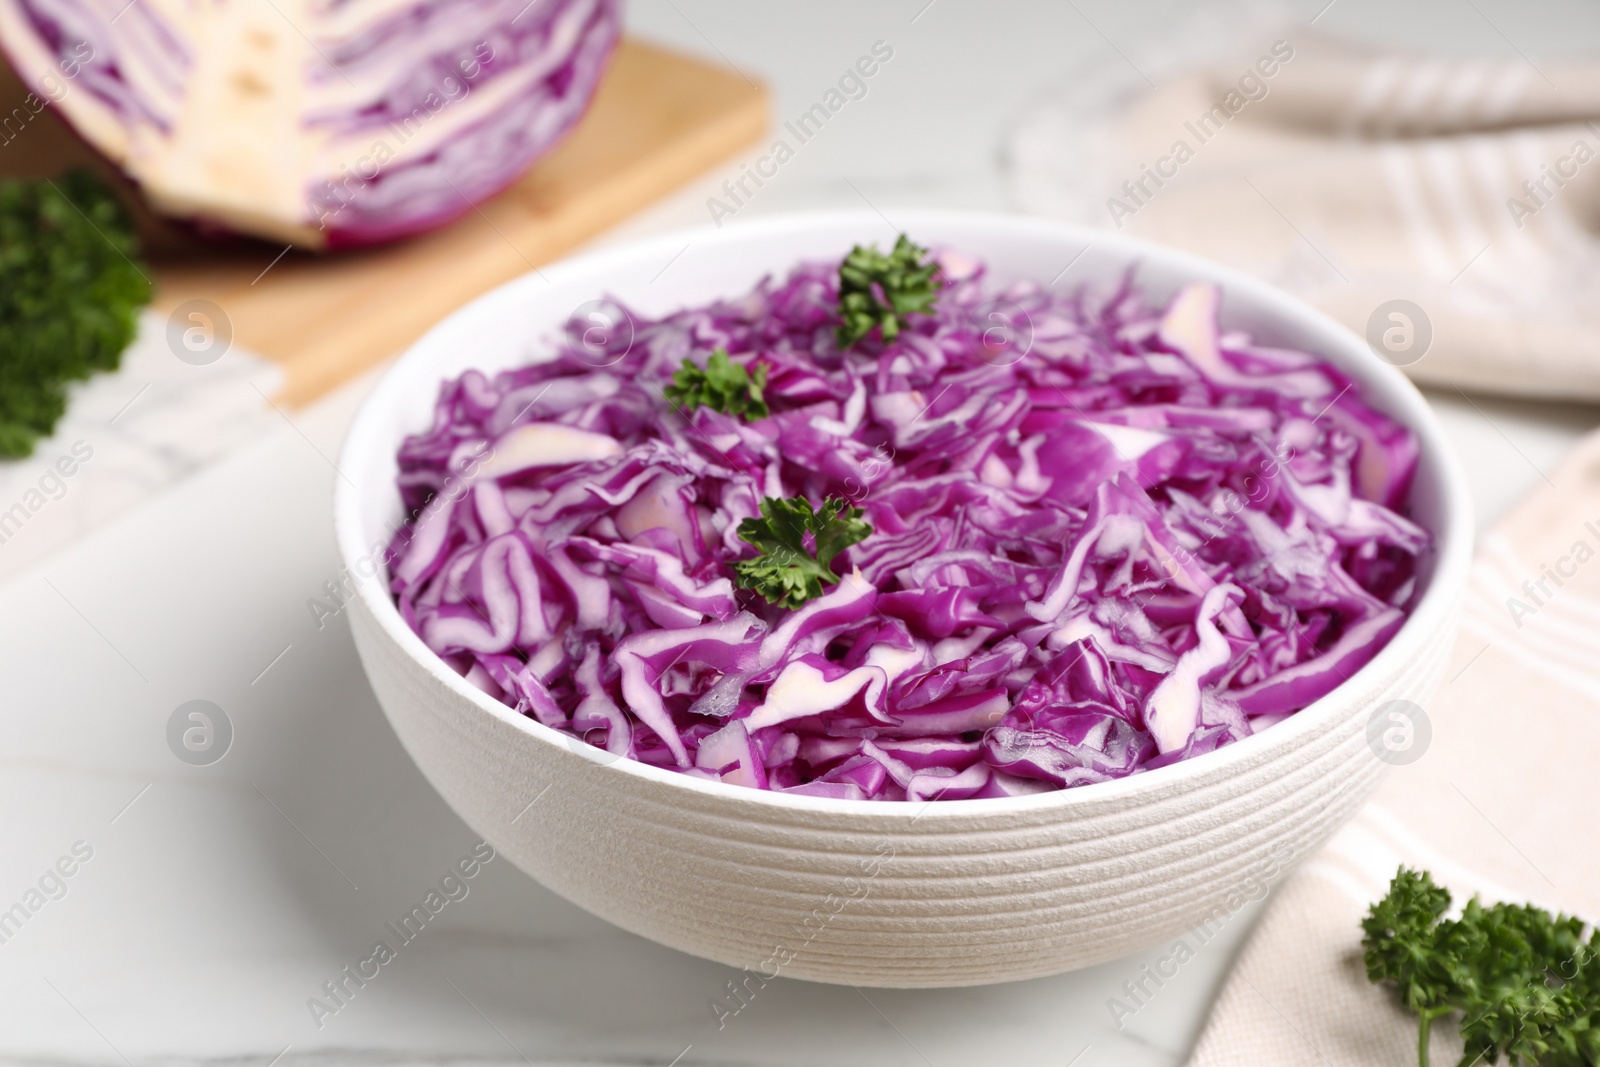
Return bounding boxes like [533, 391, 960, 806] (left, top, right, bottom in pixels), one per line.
[4, 2, 1600, 1065]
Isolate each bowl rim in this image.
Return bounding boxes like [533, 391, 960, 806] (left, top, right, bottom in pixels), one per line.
[334, 208, 1474, 819]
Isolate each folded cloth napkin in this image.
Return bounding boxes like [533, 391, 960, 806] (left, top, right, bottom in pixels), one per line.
[1008, 12, 1600, 400]
[1184, 428, 1600, 1065]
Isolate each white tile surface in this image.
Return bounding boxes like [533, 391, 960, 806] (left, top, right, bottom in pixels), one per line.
[0, 311, 283, 584]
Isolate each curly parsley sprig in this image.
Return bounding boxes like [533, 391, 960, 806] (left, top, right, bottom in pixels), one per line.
[836, 234, 941, 348]
[663, 347, 769, 420]
[0, 170, 151, 457]
[731, 495, 872, 609]
[1362, 866, 1599, 1067]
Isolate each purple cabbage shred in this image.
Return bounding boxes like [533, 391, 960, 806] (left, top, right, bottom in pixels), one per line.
[389, 250, 1428, 801]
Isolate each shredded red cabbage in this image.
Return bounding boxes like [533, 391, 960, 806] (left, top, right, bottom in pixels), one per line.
[389, 250, 1428, 801]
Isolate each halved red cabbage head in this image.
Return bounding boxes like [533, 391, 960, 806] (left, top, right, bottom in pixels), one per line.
[387, 250, 1429, 801]
[0, 0, 620, 248]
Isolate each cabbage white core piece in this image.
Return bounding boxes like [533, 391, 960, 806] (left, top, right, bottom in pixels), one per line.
[0, 0, 621, 248]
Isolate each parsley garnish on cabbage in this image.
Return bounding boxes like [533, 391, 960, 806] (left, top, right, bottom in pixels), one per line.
[732, 495, 873, 609]
[663, 348, 769, 419]
[836, 234, 941, 347]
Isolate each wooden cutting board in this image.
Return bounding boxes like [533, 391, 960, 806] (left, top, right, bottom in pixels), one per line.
[0, 41, 768, 405]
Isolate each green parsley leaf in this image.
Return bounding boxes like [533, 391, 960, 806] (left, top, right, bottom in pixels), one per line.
[1361, 866, 1600, 1067]
[0, 170, 152, 457]
[836, 233, 942, 348]
[663, 347, 769, 419]
[731, 495, 873, 609]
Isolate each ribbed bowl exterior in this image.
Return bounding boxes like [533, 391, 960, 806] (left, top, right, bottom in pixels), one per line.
[336, 211, 1474, 987]
[349, 585, 1460, 986]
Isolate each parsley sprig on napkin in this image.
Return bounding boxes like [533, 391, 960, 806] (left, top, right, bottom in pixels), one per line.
[1363, 867, 1599, 1067]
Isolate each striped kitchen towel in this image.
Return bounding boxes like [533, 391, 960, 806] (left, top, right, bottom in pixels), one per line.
[1184, 428, 1600, 1065]
[1008, 10, 1600, 400]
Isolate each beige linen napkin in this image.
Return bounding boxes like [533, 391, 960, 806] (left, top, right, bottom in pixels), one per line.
[1009, 18, 1600, 400]
[1184, 430, 1600, 1065]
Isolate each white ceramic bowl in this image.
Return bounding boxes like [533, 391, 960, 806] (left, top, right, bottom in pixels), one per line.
[335, 211, 1472, 988]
